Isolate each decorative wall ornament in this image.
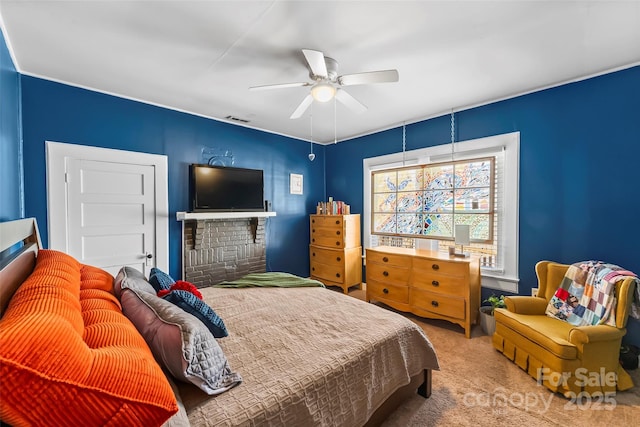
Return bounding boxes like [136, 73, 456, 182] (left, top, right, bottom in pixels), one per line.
[202, 147, 234, 166]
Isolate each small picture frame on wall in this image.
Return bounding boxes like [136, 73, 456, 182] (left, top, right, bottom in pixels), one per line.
[290, 173, 303, 195]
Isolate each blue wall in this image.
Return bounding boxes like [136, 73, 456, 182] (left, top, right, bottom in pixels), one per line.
[324, 66, 640, 346]
[19, 76, 325, 280]
[0, 30, 22, 221]
[3, 23, 638, 345]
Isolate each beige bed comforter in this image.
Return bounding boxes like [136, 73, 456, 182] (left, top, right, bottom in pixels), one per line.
[178, 287, 439, 427]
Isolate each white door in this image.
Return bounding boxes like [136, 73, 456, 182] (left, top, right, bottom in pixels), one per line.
[47, 142, 169, 277]
[67, 159, 156, 276]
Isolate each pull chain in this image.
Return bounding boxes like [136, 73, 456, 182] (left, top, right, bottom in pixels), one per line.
[310, 103, 313, 143]
[334, 96, 337, 144]
[308, 104, 315, 161]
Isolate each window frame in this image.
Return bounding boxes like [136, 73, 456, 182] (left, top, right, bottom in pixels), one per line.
[363, 132, 520, 293]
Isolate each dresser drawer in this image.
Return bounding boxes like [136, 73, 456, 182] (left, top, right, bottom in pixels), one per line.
[411, 289, 465, 320]
[310, 246, 345, 266]
[310, 215, 345, 228]
[366, 250, 412, 268]
[311, 234, 345, 248]
[411, 274, 466, 297]
[367, 279, 409, 304]
[310, 260, 345, 284]
[366, 261, 410, 286]
[311, 226, 345, 238]
[412, 257, 467, 278]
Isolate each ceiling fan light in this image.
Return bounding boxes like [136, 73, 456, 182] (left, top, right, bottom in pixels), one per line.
[311, 83, 336, 102]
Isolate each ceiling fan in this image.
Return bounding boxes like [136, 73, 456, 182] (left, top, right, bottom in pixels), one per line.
[249, 49, 399, 119]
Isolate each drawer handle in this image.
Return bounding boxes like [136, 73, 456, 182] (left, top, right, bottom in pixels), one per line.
[335, 220, 340, 225]
[382, 257, 389, 262]
[312, 228, 315, 232]
[431, 300, 439, 307]
[312, 252, 316, 257]
[312, 267, 315, 271]
[336, 273, 341, 278]
[432, 280, 439, 287]
[312, 219, 315, 223]
[336, 257, 341, 262]
[336, 230, 341, 235]
[432, 264, 440, 270]
[312, 238, 315, 243]
[383, 271, 389, 277]
[336, 241, 340, 246]
[383, 288, 389, 294]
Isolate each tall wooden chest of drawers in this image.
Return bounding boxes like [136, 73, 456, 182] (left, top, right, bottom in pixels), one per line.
[366, 246, 481, 338]
[309, 214, 362, 294]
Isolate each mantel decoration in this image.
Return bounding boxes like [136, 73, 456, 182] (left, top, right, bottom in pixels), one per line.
[202, 147, 234, 166]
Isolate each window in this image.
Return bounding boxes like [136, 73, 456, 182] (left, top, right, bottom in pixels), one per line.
[363, 132, 519, 293]
[372, 157, 494, 236]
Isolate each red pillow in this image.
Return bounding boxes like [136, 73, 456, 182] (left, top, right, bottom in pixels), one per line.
[157, 280, 203, 299]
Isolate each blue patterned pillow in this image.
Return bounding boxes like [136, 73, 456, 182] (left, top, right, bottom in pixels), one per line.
[162, 290, 228, 338]
[149, 267, 175, 292]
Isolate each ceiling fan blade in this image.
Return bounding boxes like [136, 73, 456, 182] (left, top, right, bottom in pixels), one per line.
[338, 69, 399, 86]
[302, 49, 328, 79]
[249, 82, 310, 91]
[290, 94, 313, 119]
[335, 89, 367, 114]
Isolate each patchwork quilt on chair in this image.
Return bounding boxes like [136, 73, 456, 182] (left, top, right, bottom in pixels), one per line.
[545, 261, 637, 326]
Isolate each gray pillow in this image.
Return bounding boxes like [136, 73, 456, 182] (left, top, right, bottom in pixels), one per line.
[114, 267, 242, 395]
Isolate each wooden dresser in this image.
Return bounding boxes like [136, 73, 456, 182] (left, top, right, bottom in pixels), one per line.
[309, 214, 362, 294]
[366, 246, 481, 338]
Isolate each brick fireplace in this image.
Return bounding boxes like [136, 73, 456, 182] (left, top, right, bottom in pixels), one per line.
[180, 216, 268, 287]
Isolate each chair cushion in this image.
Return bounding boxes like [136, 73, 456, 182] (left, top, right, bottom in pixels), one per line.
[0, 250, 178, 426]
[494, 308, 577, 359]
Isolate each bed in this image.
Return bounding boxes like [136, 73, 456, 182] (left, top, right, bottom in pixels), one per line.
[0, 218, 439, 426]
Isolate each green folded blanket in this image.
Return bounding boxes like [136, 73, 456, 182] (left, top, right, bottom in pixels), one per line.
[214, 272, 325, 288]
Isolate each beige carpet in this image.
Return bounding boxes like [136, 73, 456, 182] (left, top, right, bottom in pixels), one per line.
[339, 286, 640, 426]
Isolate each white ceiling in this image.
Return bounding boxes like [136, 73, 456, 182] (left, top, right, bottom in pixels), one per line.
[1, 1, 639, 144]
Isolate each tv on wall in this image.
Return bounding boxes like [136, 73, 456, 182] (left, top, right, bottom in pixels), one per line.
[189, 164, 264, 212]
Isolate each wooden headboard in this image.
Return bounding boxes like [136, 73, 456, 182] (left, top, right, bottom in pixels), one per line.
[0, 218, 42, 317]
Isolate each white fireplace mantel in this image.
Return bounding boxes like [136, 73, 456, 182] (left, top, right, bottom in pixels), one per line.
[176, 211, 276, 221]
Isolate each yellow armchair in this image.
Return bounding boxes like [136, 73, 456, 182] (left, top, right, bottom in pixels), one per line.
[492, 260, 637, 397]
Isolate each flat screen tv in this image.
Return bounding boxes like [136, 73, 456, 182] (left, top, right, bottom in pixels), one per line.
[189, 164, 264, 212]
